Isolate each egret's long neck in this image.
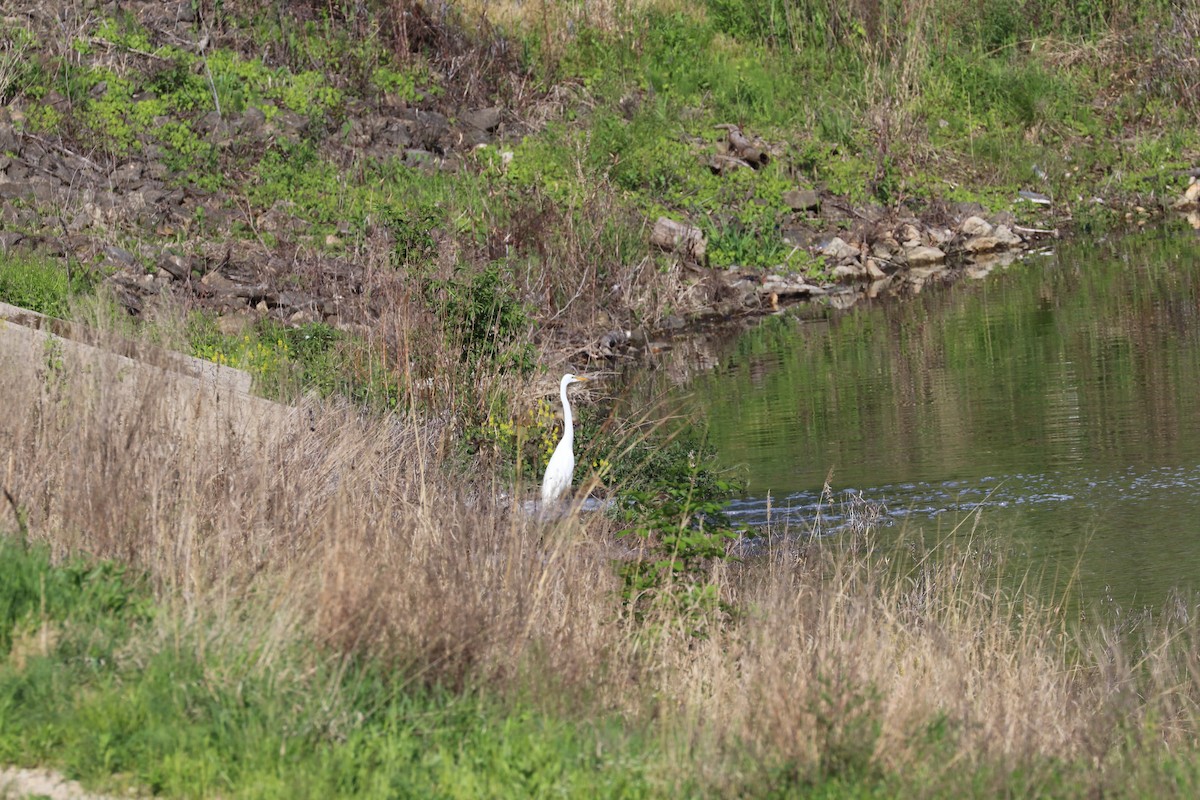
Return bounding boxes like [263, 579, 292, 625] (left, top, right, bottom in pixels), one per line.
[560, 382, 573, 444]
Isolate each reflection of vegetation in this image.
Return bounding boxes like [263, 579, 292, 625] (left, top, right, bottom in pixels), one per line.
[697, 231, 1200, 490]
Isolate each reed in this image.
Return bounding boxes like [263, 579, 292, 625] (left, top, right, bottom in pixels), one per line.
[4, 301, 1200, 796]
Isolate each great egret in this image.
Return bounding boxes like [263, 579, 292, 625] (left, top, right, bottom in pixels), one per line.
[541, 373, 589, 505]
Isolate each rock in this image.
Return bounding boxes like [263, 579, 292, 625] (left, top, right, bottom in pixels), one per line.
[959, 215, 993, 236]
[864, 258, 887, 280]
[833, 263, 864, 282]
[660, 315, 686, 332]
[963, 235, 1002, 254]
[904, 245, 946, 266]
[993, 225, 1022, 246]
[0, 122, 18, 154]
[109, 162, 143, 188]
[819, 236, 859, 263]
[158, 253, 192, 280]
[461, 107, 502, 132]
[1171, 180, 1200, 211]
[928, 228, 953, 245]
[783, 188, 820, 212]
[650, 217, 706, 261]
[0, 180, 31, 200]
[899, 224, 922, 248]
[404, 149, 439, 170]
[103, 245, 137, 266]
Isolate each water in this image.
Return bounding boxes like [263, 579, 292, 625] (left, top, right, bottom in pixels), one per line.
[672, 226, 1200, 609]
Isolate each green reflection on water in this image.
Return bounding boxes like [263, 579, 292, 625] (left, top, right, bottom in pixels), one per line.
[684, 225, 1200, 609]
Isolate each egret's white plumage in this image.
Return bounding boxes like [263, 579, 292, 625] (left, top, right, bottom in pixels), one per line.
[541, 373, 588, 505]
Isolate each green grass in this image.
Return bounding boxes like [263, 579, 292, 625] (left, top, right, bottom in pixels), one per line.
[0, 533, 672, 799]
[185, 315, 401, 409]
[9, 523, 1196, 799]
[0, 252, 93, 317]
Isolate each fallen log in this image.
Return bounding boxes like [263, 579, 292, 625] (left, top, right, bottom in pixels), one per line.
[650, 216, 706, 261]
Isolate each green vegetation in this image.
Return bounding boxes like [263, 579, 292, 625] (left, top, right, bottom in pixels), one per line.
[186, 315, 401, 408]
[3, 1, 1200, 796]
[0, 251, 92, 317]
[0, 535, 673, 798]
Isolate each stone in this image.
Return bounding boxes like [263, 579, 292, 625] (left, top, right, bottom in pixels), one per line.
[783, 188, 820, 212]
[1171, 180, 1200, 210]
[904, 245, 946, 265]
[993, 225, 1022, 246]
[103, 245, 137, 266]
[899, 224, 922, 247]
[833, 263, 864, 281]
[963, 236, 1002, 254]
[404, 149, 438, 170]
[0, 122, 18, 154]
[0, 180, 30, 200]
[959, 215, 993, 236]
[819, 236, 859, 263]
[461, 107, 502, 132]
[865, 258, 887, 280]
[158, 253, 192, 280]
[109, 162, 143, 188]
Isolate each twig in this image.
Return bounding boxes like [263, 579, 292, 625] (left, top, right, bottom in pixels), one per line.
[3, 487, 29, 542]
[22, 133, 103, 172]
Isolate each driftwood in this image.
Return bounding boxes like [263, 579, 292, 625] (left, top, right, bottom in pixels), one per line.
[716, 124, 768, 168]
[650, 217, 706, 261]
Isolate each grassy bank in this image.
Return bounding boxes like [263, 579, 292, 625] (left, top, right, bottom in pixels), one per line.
[5, 320, 1200, 798]
[4, 1, 1200, 796]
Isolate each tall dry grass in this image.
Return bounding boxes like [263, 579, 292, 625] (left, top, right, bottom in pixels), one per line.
[5, 303, 1200, 793]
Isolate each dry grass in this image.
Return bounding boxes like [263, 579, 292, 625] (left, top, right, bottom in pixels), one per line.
[5, 305, 1200, 793]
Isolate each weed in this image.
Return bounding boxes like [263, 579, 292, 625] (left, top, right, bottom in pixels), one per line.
[0, 252, 93, 317]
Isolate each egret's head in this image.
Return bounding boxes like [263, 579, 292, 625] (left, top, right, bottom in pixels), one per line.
[561, 373, 588, 387]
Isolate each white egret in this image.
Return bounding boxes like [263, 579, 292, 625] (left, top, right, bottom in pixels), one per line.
[541, 373, 589, 505]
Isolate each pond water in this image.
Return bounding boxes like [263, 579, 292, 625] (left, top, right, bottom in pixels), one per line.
[669, 225, 1200, 610]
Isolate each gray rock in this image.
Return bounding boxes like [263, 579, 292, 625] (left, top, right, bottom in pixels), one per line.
[899, 224, 922, 248]
[404, 149, 439, 170]
[109, 162, 143, 189]
[158, 253, 192, 280]
[820, 236, 860, 263]
[0, 180, 30, 200]
[993, 225, 1022, 246]
[103, 245, 137, 266]
[783, 188, 820, 212]
[833, 263, 864, 281]
[462, 107, 503, 132]
[904, 245, 946, 265]
[242, 105, 267, 129]
[963, 236, 1002, 254]
[0, 123, 18, 155]
[959, 215, 993, 236]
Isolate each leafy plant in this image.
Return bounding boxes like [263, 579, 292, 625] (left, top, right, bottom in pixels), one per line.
[424, 264, 536, 376]
[0, 253, 93, 317]
[613, 436, 743, 633]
